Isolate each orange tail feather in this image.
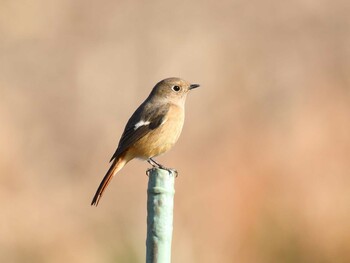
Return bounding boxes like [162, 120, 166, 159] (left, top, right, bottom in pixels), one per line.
[91, 157, 126, 206]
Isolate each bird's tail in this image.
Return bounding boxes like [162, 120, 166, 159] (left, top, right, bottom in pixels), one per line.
[91, 157, 127, 206]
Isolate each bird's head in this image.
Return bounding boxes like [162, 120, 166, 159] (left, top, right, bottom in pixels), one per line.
[150, 77, 200, 106]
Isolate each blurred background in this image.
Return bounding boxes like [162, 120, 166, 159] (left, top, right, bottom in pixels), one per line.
[1, 0, 350, 262]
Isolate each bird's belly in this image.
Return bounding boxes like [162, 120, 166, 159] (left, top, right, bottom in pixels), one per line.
[131, 109, 184, 159]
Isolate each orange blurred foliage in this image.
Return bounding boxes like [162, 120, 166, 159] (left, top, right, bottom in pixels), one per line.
[1, 1, 349, 262]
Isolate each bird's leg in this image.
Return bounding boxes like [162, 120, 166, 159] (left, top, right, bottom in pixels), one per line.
[147, 158, 178, 177]
[147, 158, 165, 168]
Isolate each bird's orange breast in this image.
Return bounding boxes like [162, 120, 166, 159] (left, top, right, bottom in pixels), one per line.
[128, 104, 185, 159]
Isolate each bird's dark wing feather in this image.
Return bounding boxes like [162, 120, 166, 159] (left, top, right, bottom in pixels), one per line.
[109, 103, 169, 162]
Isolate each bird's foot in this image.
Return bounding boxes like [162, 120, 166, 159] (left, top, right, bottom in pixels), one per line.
[147, 158, 178, 177]
[166, 168, 178, 177]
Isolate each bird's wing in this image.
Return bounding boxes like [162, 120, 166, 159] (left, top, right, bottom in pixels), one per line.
[109, 103, 169, 162]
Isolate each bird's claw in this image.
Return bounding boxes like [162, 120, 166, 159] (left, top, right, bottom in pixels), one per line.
[146, 168, 152, 176]
[145, 167, 178, 177]
[166, 168, 178, 177]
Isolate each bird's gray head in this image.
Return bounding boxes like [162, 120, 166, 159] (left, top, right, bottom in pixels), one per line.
[149, 77, 200, 106]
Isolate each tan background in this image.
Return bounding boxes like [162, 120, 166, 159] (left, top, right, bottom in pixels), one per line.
[1, 0, 350, 262]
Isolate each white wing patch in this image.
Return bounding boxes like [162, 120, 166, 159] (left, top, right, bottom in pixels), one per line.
[134, 120, 150, 130]
[160, 117, 167, 126]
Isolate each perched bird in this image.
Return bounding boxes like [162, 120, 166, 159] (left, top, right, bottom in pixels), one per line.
[91, 77, 199, 206]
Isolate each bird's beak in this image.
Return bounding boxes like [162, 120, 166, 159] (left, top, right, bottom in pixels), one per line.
[189, 84, 200, 90]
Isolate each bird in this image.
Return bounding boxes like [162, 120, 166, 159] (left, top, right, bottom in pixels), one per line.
[91, 77, 200, 206]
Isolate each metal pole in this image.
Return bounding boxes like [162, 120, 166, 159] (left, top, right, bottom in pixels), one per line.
[146, 168, 176, 263]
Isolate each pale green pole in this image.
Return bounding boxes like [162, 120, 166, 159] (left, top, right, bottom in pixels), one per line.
[146, 168, 176, 263]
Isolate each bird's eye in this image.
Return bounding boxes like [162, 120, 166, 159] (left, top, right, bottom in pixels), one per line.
[172, 85, 181, 92]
